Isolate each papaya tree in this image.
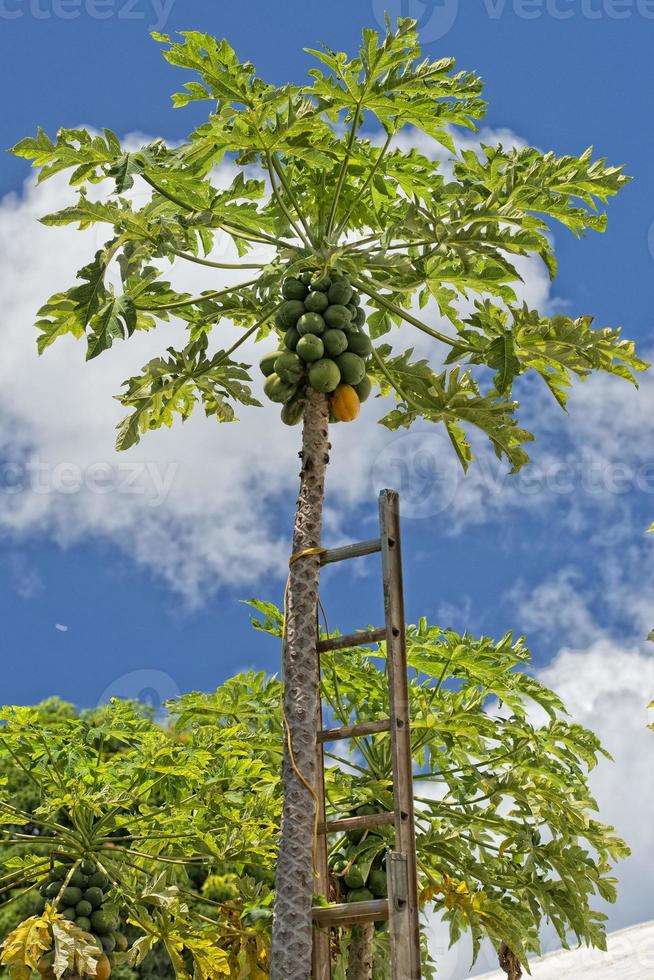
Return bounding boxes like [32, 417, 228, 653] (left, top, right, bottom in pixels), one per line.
[244, 602, 628, 978]
[0, 613, 628, 980]
[0, 695, 282, 979]
[11, 17, 645, 980]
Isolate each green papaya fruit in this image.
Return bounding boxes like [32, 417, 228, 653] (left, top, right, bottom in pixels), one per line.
[283, 327, 300, 351]
[346, 887, 374, 904]
[260, 350, 283, 377]
[87, 872, 110, 891]
[263, 374, 296, 404]
[323, 305, 352, 330]
[328, 281, 353, 306]
[346, 332, 372, 356]
[83, 886, 104, 909]
[344, 865, 366, 890]
[90, 910, 111, 935]
[274, 351, 304, 383]
[282, 277, 308, 301]
[308, 358, 341, 393]
[296, 334, 325, 362]
[281, 400, 305, 426]
[304, 290, 329, 313]
[335, 352, 366, 385]
[62, 887, 82, 906]
[368, 869, 388, 898]
[354, 375, 372, 403]
[278, 299, 306, 328]
[322, 329, 348, 357]
[75, 916, 92, 933]
[297, 312, 326, 336]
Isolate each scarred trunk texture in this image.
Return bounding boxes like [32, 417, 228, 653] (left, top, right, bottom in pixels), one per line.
[499, 943, 523, 980]
[270, 388, 330, 980]
[346, 924, 375, 980]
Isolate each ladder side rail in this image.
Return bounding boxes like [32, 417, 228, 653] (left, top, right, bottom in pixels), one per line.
[379, 489, 422, 980]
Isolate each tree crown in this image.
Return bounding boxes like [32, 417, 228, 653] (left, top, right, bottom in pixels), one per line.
[12, 19, 646, 464]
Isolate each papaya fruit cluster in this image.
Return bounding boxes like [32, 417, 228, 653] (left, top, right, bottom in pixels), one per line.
[260, 271, 373, 424]
[330, 805, 388, 929]
[37, 859, 128, 977]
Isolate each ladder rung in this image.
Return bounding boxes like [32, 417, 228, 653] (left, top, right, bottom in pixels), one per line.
[312, 899, 389, 927]
[320, 539, 382, 565]
[317, 627, 387, 654]
[318, 719, 391, 743]
[318, 811, 395, 835]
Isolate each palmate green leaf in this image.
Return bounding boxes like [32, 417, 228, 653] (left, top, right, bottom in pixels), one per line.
[35, 249, 108, 353]
[40, 192, 150, 237]
[10, 126, 120, 185]
[373, 346, 533, 471]
[35, 247, 154, 358]
[453, 143, 630, 238]
[115, 339, 261, 451]
[449, 302, 648, 405]
[86, 295, 137, 360]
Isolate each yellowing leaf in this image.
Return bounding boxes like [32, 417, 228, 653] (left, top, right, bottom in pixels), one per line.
[0, 912, 54, 980]
[52, 921, 103, 980]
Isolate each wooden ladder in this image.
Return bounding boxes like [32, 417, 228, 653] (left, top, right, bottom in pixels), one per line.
[311, 489, 422, 980]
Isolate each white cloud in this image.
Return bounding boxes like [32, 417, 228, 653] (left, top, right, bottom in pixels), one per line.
[539, 640, 654, 930]
[508, 567, 606, 646]
[55, 623, 69, 632]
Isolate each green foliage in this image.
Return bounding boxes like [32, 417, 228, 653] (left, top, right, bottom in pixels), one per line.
[247, 600, 629, 971]
[0, 606, 629, 977]
[12, 19, 645, 463]
[0, 695, 278, 978]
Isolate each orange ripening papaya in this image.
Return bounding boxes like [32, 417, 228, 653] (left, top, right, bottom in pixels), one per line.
[330, 384, 360, 422]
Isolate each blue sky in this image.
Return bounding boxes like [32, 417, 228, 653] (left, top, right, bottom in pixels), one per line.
[1, 0, 653, 948]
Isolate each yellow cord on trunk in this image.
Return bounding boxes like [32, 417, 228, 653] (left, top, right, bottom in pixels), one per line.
[281, 546, 328, 879]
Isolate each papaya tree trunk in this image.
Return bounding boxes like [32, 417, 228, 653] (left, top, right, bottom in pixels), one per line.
[346, 924, 374, 980]
[271, 388, 330, 980]
[499, 943, 523, 980]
